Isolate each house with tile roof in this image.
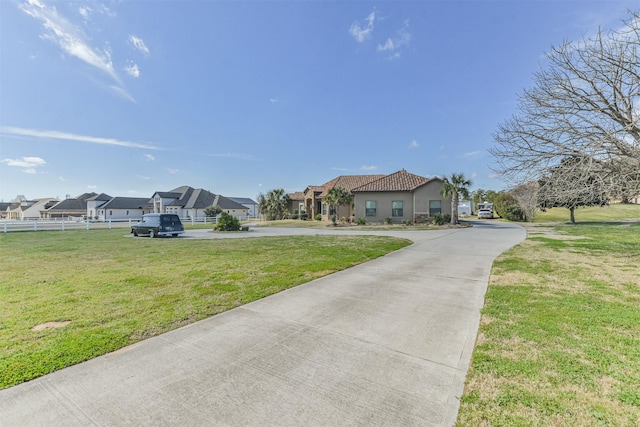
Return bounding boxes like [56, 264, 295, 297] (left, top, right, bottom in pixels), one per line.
[151, 186, 248, 220]
[295, 170, 450, 223]
[303, 174, 386, 221]
[351, 169, 450, 223]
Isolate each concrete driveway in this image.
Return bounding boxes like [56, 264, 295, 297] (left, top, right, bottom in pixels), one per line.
[0, 221, 525, 426]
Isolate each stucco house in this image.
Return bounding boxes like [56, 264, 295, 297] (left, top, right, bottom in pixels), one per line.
[302, 175, 385, 221]
[351, 170, 451, 223]
[151, 186, 248, 220]
[294, 169, 451, 223]
[287, 192, 305, 217]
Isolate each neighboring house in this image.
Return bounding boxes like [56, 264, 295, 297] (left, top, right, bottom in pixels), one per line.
[0, 202, 11, 219]
[86, 193, 113, 220]
[351, 170, 450, 223]
[3, 197, 58, 220]
[151, 186, 248, 220]
[44, 193, 98, 219]
[228, 197, 258, 218]
[96, 197, 153, 221]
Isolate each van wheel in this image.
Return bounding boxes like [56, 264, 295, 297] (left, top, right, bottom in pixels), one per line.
[149, 229, 156, 238]
[133, 230, 138, 237]
[172, 234, 178, 237]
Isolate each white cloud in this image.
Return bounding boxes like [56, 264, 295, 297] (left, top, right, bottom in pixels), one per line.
[377, 39, 394, 52]
[1, 126, 159, 150]
[464, 151, 482, 157]
[20, 0, 133, 101]
[349, 10, 376, 42]
[129, 35, 149, 55]
[270, 97, 278, 103]
[168, 168, 179, 174]
[87, 185, 97, 190]
[488, 173, 500, 179]
[377, 20, 411, 59]
[21, 0, 119, 82]
[125, 63, 140, 78]
[144, 154, 155, 161]
[361, 165, 378, 171]
[59, 176, 66, 181]
[408, 139, 419, 149]
[471, 172, 478, 178]
[2, 156, 46, 174]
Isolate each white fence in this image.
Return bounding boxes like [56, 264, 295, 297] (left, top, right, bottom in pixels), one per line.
[0, 216, 246, 233]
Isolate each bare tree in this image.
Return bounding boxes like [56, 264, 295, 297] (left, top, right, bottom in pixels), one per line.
[538, 156, 609, 223]
[491, 11, 640, 198]
[510, 181, 539, 222]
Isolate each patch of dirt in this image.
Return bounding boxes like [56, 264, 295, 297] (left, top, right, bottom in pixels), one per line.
[31, 321, 71, 331]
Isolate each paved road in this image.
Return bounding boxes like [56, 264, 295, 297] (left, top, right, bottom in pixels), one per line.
[0, 221, 525, 426]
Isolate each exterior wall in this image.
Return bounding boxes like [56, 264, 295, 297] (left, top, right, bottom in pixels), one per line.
[353, 182, 451, 223]
[100, 208, 147, 221]
[220, 208, 249, 219]
[413, 181, 451, 218]
[354, 192, 414, 223]
[321, 202, 353, 222]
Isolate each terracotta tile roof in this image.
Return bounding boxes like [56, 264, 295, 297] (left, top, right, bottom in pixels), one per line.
[352, 169, 431, 192]
[319, 174, 386, 197]
[288, 192, 305, 201]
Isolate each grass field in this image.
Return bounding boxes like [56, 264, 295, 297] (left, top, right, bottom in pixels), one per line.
[535, 203, 640, 223]
[457, 205, 640, 426]
[0, 230, 410, 389]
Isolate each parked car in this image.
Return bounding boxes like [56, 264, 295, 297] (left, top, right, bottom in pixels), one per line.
[131, 213, 184, 238]
[477, 209, 494, 219]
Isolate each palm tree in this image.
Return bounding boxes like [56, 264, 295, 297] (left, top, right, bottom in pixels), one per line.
[441, 173, 472, 225]
[257, 189, 290, 221]
[323, 186, 353, 222]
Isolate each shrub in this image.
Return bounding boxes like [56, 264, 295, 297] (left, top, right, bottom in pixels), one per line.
[314, 214, 322, 221]
[331, 214, 338, 226]
[215, 212, 241, 231]
[432, 213, 451, 225]
[357, 217, 366, 225]
[300, 211, 307, 220]
[401, 219, 411, 226]
[384, 217, 393, 225]
[291, 210, 299, 220]
[340, 217, 346, 223]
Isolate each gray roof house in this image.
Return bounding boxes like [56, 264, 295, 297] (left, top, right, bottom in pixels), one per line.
[95, 197, 153, 221]
[152, 186, 248, 219]
[44, 193, 98, 219]
[228, 197, 258, 218]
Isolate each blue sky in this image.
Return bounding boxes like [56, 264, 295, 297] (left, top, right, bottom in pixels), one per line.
[1, 0, 638, 202]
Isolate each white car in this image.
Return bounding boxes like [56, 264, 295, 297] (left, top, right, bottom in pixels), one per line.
[477, 209, 494, 219]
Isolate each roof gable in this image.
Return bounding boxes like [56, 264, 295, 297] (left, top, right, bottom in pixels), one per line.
[352, 170, 431, 192]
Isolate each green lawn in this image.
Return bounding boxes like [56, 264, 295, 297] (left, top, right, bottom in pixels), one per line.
[535, 203, 640, 223]
[0, 230, 410, 389]
[457, 212, 640, 426]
